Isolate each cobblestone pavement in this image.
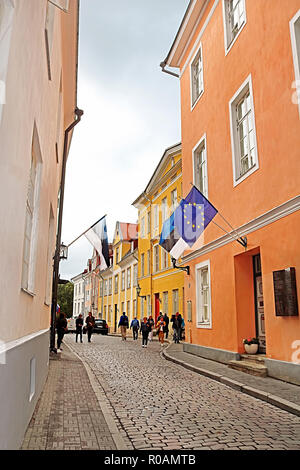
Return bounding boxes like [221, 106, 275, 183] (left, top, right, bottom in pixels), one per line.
[21, 346, 117, 451]
[65, 334, 300, 451]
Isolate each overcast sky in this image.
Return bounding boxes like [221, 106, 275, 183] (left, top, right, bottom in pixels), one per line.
[60, 0, 189, 280]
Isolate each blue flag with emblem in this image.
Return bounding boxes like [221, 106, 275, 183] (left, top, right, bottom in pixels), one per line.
[159, 186, 218, 259]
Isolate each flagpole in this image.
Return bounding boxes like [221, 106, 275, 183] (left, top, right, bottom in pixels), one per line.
[67, 214, 107, 248]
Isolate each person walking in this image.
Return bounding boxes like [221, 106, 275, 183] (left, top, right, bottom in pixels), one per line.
[148, 315, 155, 342]
[56, 312, 67, 352]
[118, 312, 129, 341]
[85, 312, 95, 343]
[130, 316, 140, 340]
[140, 317, 151, 348]
[75, 314, 83, 343]
[171, 312, 182, 344]
[163, 313, 169, 339]
[156, 317, 166, 347]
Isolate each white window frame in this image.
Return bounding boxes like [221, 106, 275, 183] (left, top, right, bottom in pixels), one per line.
[133, 264, 138, 286]
[48, 0, 69, 12]
[108, 277, 112, 295]
[290, 9, 300, 118]
[190, 43, 204, 110]
[229, 74, 259, 186]
[141, 253, 145, 277]
[163, 291, 168, 315]
[195, 260, 212, 329]
[121, 270, 125, 291]
[171, 188, 178, 212]
[172, 289, 179, 314]
[192, 133, 208, 198]
[161, 197, 168, 223]
[127, 267, 131, 289]
[222, 0, 247, 55]
[153, 204, 159, 235]
[140, 216, 145, 238]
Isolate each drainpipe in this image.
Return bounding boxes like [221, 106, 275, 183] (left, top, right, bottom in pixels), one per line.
[142, 192, 153, 318]
[50, 107, 84, 352]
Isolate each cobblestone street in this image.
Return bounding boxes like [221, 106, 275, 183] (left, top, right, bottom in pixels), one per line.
[63, 334, 300, 451]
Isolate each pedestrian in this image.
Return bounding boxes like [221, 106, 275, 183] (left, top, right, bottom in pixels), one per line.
[148, 315, 155, 342]
[75, 314, 83, 343]
[130, 316, 140, 340]
[180, 316, 185, 341]
[171, 312, 182, 344]
[163, 313, 169, 339]
[140, 317, 151, 348]
[156, 317, 166, 347]
[118, 312, 129, 341]
[157, 312, 164, 323]
[85, 311, 95, 343]
[56, 312, 67, 352]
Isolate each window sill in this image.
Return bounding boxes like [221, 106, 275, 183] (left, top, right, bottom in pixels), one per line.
[234, 163, 259, 187]
[196, 322, 212, 329]
[21, 287, 36, 298]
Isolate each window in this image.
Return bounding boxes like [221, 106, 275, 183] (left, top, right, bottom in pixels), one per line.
[127, 300, 130, 316]
[108, 277, 112, 295]
[133, 299, 137, 316]
[141, 253, 145, 277]
[154, 245, 159, 273]
[223, 0, 246, 53]
[0, 0, 15, 124]
[140, 297, 144, 320]
[147, 250, 151, 275]
[193, 135, 208, 197]
[153, 205, 159, 234]
[121, 302, 125, 314]
[100, 281, 103, 297]
[171, 189, 178, 212]
[140, 216, 145, 238]
[109, 305, 112, 322]
[22, 125, 42, 293]
[104, 280, 108, 296]
[196, 260, 212, 328]
[114, 275, 118, 294]
[133, 264, 138, 286]
[290, 9, 300, 117]
[147, 211, 151, 233]
[121, 270, 125, 290]
[48, 0, 69, 11]
[161, 247, 168, 270]
[115, 248, 119, 264]
[104, 305, 107, 320]
[172, 289, 179, 314]
[161, 197, 168, 223]
[229, 76, 258, 185]
[147, 295, 151, 315]
[163, 291, 168, 315]
[127, 267, 131, 289]
[191, 45, 204, 107]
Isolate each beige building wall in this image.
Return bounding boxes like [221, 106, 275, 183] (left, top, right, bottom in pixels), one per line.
[0, 0, 79, 449]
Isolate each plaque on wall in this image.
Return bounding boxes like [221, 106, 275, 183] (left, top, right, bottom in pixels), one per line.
[273, 268, 299, 317]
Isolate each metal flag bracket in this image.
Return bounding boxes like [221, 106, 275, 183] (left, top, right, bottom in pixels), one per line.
[171, 257, 190, 276]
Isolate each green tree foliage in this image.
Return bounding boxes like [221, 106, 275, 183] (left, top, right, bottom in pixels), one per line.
[57, 282, 74, 318]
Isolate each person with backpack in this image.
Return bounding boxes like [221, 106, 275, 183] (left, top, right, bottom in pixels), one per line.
[56, 312, 67, 352]
[130, 316, 140, 340]
[118, 312, 129, 341]
[85, 312, 95, 343]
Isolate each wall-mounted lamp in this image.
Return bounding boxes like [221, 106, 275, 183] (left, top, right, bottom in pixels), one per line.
[136, 284, 147, 300]
[59, 242, 68, 260]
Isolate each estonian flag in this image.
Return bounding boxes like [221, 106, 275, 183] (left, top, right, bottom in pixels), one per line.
[84, 216, 110, 270]
[159, 186, 218, 260]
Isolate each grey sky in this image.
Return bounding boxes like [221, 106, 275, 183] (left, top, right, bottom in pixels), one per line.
[60, 0, 189, 280]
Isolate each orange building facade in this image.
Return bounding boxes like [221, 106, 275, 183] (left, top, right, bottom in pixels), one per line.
[162, 0, 300, 384]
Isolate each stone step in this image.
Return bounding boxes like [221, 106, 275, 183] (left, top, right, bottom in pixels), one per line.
[228, 359, 268, 377]
[240, 354, 266, 364]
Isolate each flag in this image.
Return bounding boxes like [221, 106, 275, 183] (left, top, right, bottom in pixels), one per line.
[159, 186, 218, 259]
[84, 217, 109, 270]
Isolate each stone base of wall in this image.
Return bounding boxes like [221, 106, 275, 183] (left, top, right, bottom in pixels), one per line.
[265, 358, 300, 386]
[183, 342, 240, 364]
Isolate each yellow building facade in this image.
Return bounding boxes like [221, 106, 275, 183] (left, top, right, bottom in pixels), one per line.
[98, 222, 138, 333]
[132, 143, 184, 324]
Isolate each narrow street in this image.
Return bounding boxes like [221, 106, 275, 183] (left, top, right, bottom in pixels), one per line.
[61, 334, 300, 451]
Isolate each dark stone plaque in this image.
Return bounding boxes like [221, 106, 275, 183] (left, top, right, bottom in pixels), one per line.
[273, 268, 299, 317]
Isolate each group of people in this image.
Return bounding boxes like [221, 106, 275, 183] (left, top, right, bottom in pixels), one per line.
[56, 310, 185, 352]
[56, 311, 96, 351]
[118, 311, 185, 348]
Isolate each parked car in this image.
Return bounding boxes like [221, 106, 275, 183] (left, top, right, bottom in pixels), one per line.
[93, 319, 108, 335]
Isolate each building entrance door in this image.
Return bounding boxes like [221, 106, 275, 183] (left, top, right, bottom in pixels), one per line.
[253, 254, 266, 353]
[155, 293, 160, 324]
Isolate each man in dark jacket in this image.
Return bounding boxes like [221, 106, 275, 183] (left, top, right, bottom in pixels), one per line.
[163, 313, 169, 339]
[130, 317, 140, 340]
[118, 312, 129, 341]
[171, 312, 182, 344]
[85, 312, 95, 343]
[75, 314, 84, 343]
[56, 312, 67, 351]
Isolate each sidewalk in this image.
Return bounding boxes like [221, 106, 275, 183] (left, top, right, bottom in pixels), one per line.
[21, 344, 123, 451]
[163, 342, 300, 417]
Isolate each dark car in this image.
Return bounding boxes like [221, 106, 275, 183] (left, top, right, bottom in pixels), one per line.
[93, 319, 109, 335]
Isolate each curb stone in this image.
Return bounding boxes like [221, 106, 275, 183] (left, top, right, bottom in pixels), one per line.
[162, 344, 300, 418]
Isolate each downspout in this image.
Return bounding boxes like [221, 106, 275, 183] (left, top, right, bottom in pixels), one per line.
[50, 107, 84, 351]
[143, 192, 153, 317]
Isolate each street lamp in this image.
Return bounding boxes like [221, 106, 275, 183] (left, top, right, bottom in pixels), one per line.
[136, 283, 146, 300]
[59, 243, 68, 260]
